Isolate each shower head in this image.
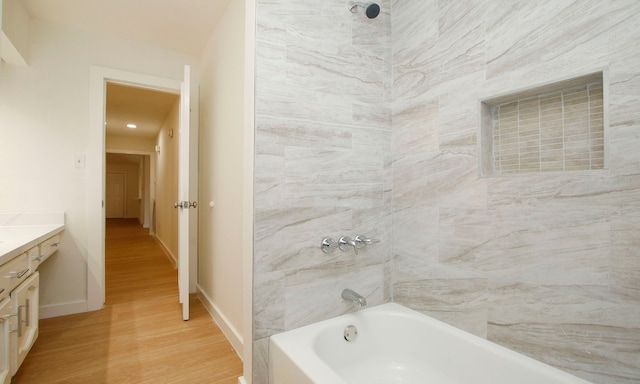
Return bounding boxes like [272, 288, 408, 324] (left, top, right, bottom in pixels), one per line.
[348, 2, 380, 19]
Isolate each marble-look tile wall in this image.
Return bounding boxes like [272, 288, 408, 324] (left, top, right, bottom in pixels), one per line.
[391, 1, 640, 384]
[253, 0, 392, 381]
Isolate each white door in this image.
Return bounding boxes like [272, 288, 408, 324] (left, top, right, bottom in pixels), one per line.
[176, 65, 193, 321]
[105, 173, 125, 218]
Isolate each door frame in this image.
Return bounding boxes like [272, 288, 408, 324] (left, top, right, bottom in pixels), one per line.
[87, 66, 196, 311]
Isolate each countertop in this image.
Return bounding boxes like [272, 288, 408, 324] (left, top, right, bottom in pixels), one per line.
[0, 212, 65, 265]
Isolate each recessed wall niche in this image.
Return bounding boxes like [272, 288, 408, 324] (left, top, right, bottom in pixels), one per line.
[479, 72, 607, 177]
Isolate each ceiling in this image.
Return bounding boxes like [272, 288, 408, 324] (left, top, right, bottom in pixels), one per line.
[20, 0, 229, 142]
[21, 0, 232, 57]
[106, 83, 179, 140]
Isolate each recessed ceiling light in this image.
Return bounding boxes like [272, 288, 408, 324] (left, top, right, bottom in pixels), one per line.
[126, 123, 137, 129]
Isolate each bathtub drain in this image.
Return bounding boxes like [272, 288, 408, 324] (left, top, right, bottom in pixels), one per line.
[344, 325, 358, 342]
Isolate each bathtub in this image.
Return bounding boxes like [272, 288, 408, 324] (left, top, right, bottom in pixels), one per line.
[269, 303, 593, 384]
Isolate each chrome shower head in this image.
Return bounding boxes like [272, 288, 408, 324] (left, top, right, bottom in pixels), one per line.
[348, 2, 380, 19]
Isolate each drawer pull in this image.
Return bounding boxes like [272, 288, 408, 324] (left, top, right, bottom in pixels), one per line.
[21, 299, 30, 328]
[6, 268, 29, 279]
[43, 242, 60, 248]
[10, 308, 22, 337]
[16, 304, 25, 337]
[32, 254, 45, 261]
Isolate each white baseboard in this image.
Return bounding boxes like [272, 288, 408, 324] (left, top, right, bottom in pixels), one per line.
[153, 235, 177, 268]
[238, 376, 247, 384]
[196, 285, 243, 358]
[39, 300, 88, 319]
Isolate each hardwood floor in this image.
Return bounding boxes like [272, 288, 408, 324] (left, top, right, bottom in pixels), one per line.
[12, 219, 242, 384]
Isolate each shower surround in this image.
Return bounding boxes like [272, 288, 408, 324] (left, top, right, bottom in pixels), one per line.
[253, 1, 640, 383]
[252, 0, 393, 380]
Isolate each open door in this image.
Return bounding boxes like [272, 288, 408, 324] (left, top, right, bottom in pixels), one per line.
[176, 65, 194, 320]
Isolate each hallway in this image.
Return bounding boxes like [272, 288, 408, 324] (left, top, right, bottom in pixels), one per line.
[12, 219, 242, 384]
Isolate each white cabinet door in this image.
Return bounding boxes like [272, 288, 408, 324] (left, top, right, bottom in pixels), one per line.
[0, 297, 11, 384]
[10, 272, 38, 376]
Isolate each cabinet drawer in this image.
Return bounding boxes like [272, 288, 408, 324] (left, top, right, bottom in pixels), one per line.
[0, 254, 29, 302]
[34, 234, 61, 268]
[25, 248, 38, 274]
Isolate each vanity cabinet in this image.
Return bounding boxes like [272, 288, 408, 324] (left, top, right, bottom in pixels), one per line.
[32, 234, 60, 270]
[0, 254, 30, 303]
[0, 251, 35, 380]
[0, 224, 62, 380]
[0, 298, 11, 384]
[10, 272, 38, 376]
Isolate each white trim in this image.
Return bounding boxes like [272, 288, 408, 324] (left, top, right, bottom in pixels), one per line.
[39, 300, 88, 319]
[153, 234, 178, 268]
[196, 285, 243, 358]
[238, 377, 248, 384]
[243, 0, 256, 382]
[88, 66, 182, 312]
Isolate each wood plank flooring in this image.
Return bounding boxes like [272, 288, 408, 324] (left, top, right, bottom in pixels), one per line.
[12, 218, 242, 384]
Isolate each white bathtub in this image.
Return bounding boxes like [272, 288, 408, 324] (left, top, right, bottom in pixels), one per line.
[269, 303, 593, 384]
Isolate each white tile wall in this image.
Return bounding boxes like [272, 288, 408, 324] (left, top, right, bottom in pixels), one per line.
[254, 1, 640, 383]
[391, 1, 640, 383]
[253, 1, 392, 382]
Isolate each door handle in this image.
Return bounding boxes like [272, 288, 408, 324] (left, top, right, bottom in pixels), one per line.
[174, 201, 198, 209]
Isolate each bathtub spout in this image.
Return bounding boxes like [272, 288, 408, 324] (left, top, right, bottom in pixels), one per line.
[342, 289, 367, 307]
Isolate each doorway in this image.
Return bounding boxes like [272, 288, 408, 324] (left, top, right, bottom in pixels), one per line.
[104, 81, 181, 291]
[88, 66, 196, 313]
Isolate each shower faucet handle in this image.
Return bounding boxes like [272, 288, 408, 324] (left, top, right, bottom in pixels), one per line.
[354, 234, 379, 249]
[321, 237, 339, 253]
[339, 236, 358, 255]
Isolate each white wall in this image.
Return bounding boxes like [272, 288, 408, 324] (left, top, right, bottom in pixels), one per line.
[197, 0, 246, 355]
[0, 19, 197, 316]
[391, 2, 640, 383]
[106, 135, 155, 153]
[142, 155, 151, 227]
[251, 1, 392, 381]
[154, 99, 180, 262]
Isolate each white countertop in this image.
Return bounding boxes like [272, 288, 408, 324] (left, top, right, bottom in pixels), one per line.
[0, 212, 65, 265]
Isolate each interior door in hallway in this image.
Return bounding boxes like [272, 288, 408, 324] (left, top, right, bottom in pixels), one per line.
[106, 173, 125, 218]
[177, 65, 194, 321]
